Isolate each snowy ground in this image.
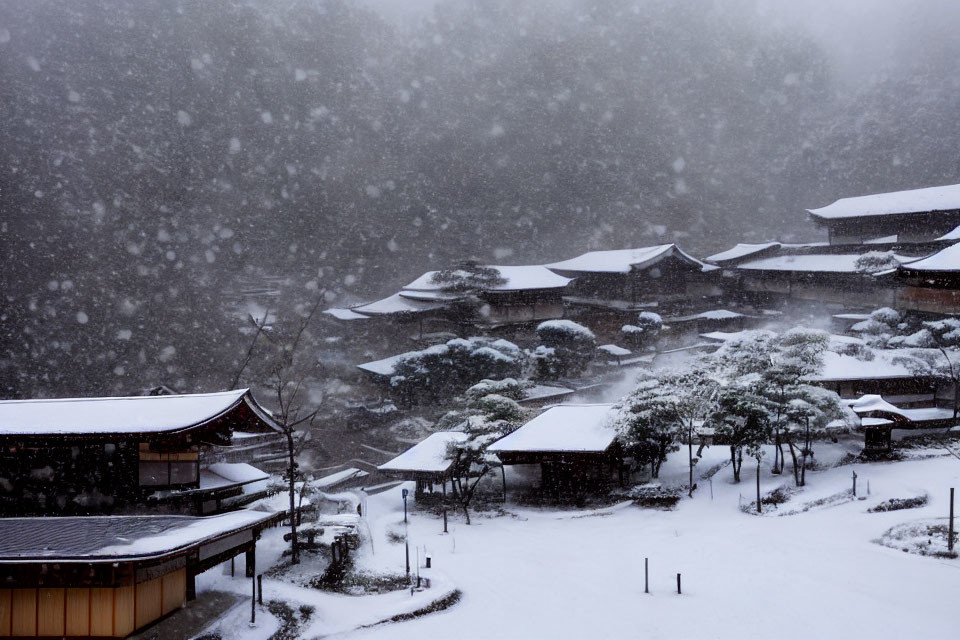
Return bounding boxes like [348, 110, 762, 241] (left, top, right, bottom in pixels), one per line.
[195, 440, 960, 639]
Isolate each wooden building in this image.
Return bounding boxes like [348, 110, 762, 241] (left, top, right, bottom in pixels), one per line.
[807, 350, 942, 399]
[893, 243, 960, 314]
[0, 390, 281, 516]
[0, 511, 274, 638]
[808, 183, 960, 245]
[546, 246, 720, 330]
[324, 264, 572, 337]
[377, 431, 467, 496]
[487, 404, 624, 496]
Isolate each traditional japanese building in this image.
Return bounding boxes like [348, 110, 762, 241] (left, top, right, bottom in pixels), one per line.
[808, 183, 960, 245]
[0, 510, 274, 638]
[377, 431, 467, 496]
[324, 264, 572, 337]
[488, 404, 624, 496]
[893, 243, 960, 314]
[544, 245, 721, 335]
[0, 389, 282, 517]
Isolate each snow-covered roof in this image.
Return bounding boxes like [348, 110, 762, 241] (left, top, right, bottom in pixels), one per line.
[0, 511, 276, 563]
[314, 467, 368, 490]
[809, 350, 916, 382]
[404, 265, 571, 292]
[736, 253, 910, 274]
[848, 394, 907, 416]
[378, 431, 468, 474]
[546, 244, 709, 274]
[323, 308, 372, 321]
[897, 243, 960, 272]
[598, 344, 631, 357]
[357, 351, 417, 377]
[519, 384, 576, 403]
[808, 183, 960, 221]
[488, 404, 617, 454]
[350, 292, 447, 316]
[706, 242, 781, 264]
[0, 389, 282, 437]
[206, 462, 270, 485]
[833, 313, 871, 321]
[937, 225, 960, 241]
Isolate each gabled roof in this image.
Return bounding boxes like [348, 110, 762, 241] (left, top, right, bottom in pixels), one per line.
[808, 183, 960, 221]
[378, 431, 467, 474]
[488, 404, 617, 454]
[403, 265, 572, 293]
[0, 389, 282, 438]
[545, 244, 710, 275]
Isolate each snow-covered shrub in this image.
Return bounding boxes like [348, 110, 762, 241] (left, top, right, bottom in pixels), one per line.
[390, 337, 524, 403]
[835, 341, 875, 361]
[621, 311, 663, 348]
[465, 378, 526, 401]
[534, 320, 596, 379]
[855, 251, 900, 274]
[470, 393, 524, 422]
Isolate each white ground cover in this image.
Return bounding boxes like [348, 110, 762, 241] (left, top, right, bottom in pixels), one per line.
[194, 441, 960, 639]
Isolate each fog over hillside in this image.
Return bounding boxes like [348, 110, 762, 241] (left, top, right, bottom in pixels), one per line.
[2, 0, 959, 397]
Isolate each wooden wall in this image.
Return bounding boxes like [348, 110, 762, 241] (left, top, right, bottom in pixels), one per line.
[0, 568, 185, 638]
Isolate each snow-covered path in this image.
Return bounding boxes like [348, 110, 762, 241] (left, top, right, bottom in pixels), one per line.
[344, 448, 960, 640]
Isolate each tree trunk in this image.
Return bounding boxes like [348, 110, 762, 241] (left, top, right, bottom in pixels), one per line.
[286, 430, 299, 565]
[787, 440, 800, 487]
[731, 445, 740, 483]
[756, 458, 762, 514]
[772, 428, 783, 474]
[463, 503, 471, 525]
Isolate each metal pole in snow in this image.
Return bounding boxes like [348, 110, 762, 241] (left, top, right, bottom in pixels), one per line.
[852, 469, 858, 496]
[443, 508, 448, 533]
[644, 558, 649, 594]
[405, 538, 410, 576]
[676, 573, 681, 595]
[257, 575, 263, 605]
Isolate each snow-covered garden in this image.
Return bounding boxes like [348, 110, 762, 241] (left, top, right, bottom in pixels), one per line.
[192, 439, 960, 640]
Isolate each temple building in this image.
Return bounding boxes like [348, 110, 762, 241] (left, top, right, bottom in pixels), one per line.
[808, 183, 960, 245]
[0, 389, 282, 516]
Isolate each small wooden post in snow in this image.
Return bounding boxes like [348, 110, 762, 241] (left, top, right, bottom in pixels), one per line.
[644, 557, 649, 594]
[950, 487, 955, 552]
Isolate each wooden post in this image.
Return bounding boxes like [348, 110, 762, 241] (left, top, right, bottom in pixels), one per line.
[644, 558, 649, 594]
[231, 557, 235, 577]
[245, 548, 256, 578]
[950, 487, 955, 552]
[852, 469, 857, 497]
[257, 575, 263, 605]
[676, 573, 681, 595]
[443, 508, 448, 534]
[250, 574, 256, 624]
[501, 465, 507, 503]
[405, 539, 410, 576]
[426, 554, 432, 569]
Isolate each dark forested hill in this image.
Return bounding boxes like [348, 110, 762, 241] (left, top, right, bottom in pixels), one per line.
[1, 0, 958, 397]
